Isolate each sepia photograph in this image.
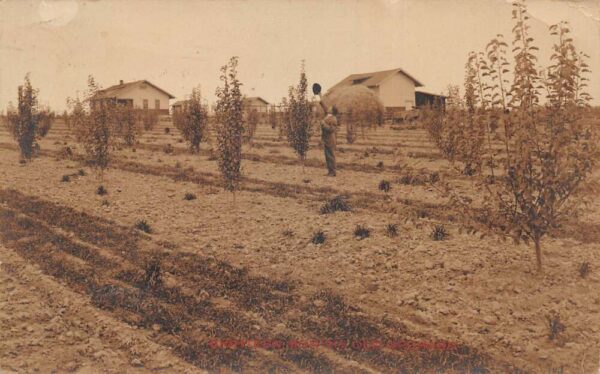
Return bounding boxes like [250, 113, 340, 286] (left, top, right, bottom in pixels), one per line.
[1, 0, 600, 372]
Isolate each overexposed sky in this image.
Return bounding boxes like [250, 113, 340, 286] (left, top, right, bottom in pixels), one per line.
[1, 0, 599, 111]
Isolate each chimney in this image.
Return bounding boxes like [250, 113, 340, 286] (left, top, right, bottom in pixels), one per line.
[119, 80, 124, 85]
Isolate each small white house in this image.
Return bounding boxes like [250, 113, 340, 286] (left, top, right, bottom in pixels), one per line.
[242, 97, 270, 113]
[92, 80, 175, 115]
[329, 68, 423, 114]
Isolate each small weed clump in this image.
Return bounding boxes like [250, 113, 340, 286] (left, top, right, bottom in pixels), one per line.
[311, 231, 326, 245]
[385, 223, 398, 238]
[144, 259, 163, 291]
[101, 199, 110, 207]
[282, 229, 294, 238]
[184, 192, 197, 201]
[579, 262, 590, 278]
[547, 313, 566, 341]
[398, 173, 428, 186]
[135, 220, 152, 234]
[378, 180, 391, 193]
[164, 127, 170, 134]
[61, 175, 70, 183]
[320, 196, 352, 214]
[96, 185, 107, 195]
[431, 225, 448, 241]
[163, 144, 174, 154]
[78, 169, 86, 176]
[376, 161, 384, 169]
[354, 225, 371, 240]
[416, 209, 429, 219]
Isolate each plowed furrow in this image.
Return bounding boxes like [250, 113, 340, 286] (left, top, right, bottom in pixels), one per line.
[0, 189, 520, 372]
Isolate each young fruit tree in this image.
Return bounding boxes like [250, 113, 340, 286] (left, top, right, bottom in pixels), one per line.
[172, 87, 209, 154]
[268, 104, 279, 131]
[243, 107, 259, 147]
[5, 75, 55, 162]
[285, 62, 313, 166]
[113, 104, 139, 147]
[215, 57, 244, 194]
[424, 0, 599, 272]
[72, 75, 115, 181]
[137, 109, 158, 131]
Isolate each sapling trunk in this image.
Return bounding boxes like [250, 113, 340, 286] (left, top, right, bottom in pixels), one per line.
[534, 235, 542, 272]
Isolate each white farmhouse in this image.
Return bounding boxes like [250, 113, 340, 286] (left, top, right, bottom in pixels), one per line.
[329, 68, 423, 117]
[242, 96, 270, 113]
[92, 80, 175, 115]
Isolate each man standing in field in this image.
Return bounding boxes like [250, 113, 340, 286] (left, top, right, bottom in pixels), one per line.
[313, 83, 338, 177]
[321, 107, 338, 176]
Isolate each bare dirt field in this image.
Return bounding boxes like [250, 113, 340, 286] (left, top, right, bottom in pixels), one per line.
[1, 119, 599, 373]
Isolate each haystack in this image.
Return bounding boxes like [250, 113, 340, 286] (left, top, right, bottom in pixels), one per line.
[320, 85, 385, 124]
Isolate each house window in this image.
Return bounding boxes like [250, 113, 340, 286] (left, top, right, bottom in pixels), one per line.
[155, 99, 160, 110]
[143, 99, 148, 109]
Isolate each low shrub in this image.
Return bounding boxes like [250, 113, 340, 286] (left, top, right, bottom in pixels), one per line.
[61, 175, 70, 182]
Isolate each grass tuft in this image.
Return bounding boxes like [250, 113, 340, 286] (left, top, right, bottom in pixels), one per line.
[354, 225, 371, 240]
[431, 225, 448, 241]
[320, 196, 352, 214]
[96, 185, 107, 195]
[385, 223, 398, 238]
[547, 312, 565, 341]
[144, 259, 163, 290]
[579, 262, 590, 278]
[311, 231, 326, 245]
[183, 192, 197, 201]
[135, 220, 152, 234]
[378, 180, 391, 193]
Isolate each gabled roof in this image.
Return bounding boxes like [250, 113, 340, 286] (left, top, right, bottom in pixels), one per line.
[330, 68, 423, 92]
[94, 80, 175, 99]
[243, 96, 270, 105]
